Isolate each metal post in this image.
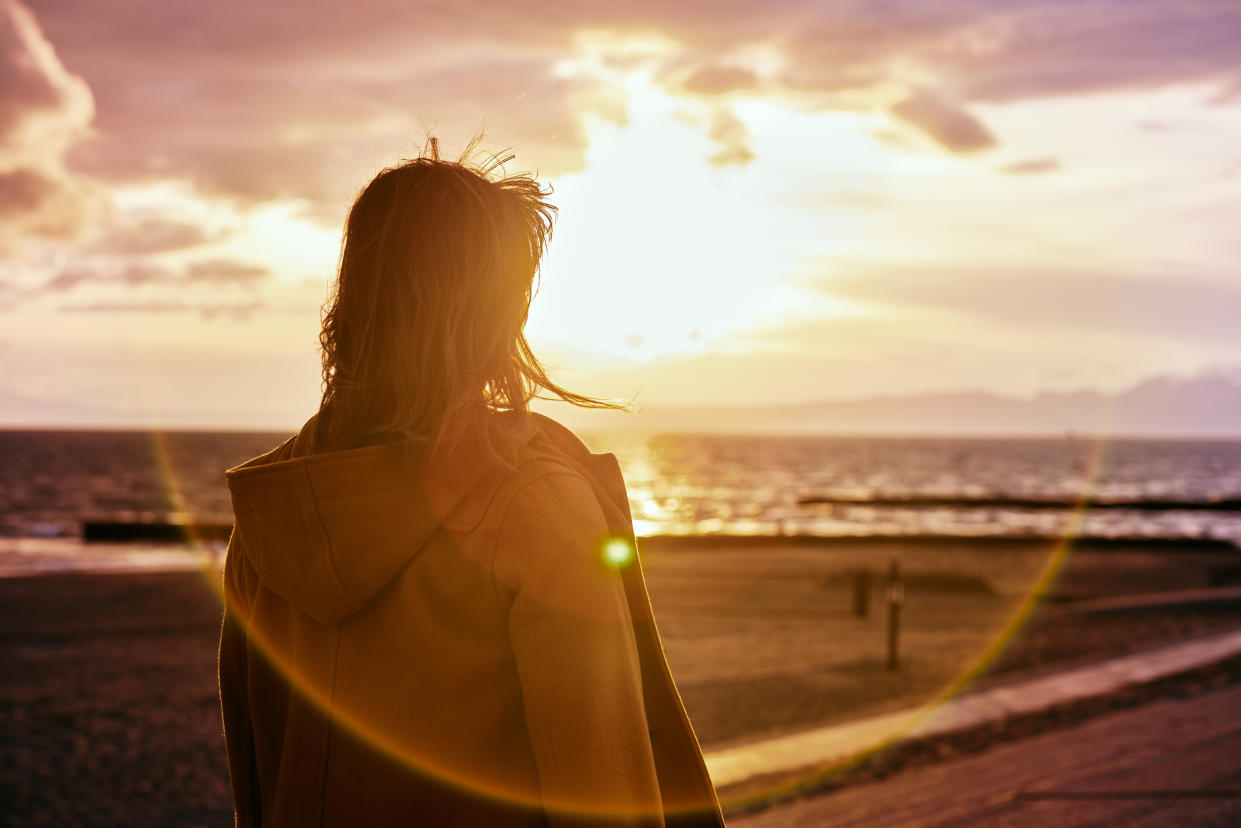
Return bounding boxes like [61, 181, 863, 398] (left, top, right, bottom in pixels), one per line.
[852, 568, 871, 617]
[887, 558, 903, 670]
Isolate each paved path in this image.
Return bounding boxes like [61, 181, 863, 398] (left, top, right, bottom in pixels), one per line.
[707, 629, 1241, 796]
[729, 682, 1241, 827]
[1060, 586, 1241, 615]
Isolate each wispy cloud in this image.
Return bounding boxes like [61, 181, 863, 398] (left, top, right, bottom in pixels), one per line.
[87, 219, 213, 255]
[0, 1, 92, 153]
[58, 299, 266, 319]
[826, 267, 1241, 346]
[43, 262, 176, 291]
[184, 258, 268, 284]
[1000, 157, 1061, 175]
[890, 89, 997, 153]
[0, 0, 95, 251]
[39, 258, 266, 292]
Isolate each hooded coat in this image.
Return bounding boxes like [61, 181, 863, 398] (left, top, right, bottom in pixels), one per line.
[219, 411, 725, 827]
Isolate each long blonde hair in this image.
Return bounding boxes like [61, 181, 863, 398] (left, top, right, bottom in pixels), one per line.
[315, 140, 621, 455]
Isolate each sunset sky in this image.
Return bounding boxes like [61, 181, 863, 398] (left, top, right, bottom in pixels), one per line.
[2, 0, 1239, 429]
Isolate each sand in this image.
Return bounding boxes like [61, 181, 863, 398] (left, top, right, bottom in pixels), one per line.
[642, 536, 1241, 747]
[2, 537, 1239, 827]
[0, 571, 231, 827]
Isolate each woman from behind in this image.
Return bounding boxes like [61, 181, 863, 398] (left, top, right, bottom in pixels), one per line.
[218, 140, 724, 827]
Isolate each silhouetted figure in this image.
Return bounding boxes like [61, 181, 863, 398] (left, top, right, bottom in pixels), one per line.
[218, 141, 724, 827]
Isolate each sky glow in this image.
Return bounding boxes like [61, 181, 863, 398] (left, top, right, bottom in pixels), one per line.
[1, 0, 1238, 428]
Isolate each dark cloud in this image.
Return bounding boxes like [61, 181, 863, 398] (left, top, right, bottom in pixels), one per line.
[890, 89, 996, 153]
[1000, 157, 1061, 174]
[0, 166, 52, 213]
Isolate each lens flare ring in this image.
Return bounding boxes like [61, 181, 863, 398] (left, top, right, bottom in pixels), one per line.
[163, 414, 1115, 815]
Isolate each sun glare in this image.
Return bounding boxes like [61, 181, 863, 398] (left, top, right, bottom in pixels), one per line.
[528, 35, 874, 364]
[215, 202, 342, 284]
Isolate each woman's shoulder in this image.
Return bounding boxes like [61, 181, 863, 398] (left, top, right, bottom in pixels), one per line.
[439, 412, 605, 533]
[494, 414, 605, 518]
[488, 452, 620, 601]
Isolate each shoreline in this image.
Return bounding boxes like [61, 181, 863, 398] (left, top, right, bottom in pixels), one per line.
[2, 531, 1237, 581]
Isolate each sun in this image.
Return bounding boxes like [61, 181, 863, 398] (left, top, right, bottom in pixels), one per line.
[525, 34, 872, 365]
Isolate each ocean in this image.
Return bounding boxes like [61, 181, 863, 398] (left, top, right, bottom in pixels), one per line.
[1, 428, 1239, 576]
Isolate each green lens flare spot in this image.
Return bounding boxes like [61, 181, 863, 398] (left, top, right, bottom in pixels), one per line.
[601, 537, 635, 569]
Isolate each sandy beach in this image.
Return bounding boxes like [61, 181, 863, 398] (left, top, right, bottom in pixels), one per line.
[2, 536, 1239, 826]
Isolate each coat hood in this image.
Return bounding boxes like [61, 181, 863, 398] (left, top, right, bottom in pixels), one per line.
[222, 410, 727, 826]
[225, 412, 540, 625]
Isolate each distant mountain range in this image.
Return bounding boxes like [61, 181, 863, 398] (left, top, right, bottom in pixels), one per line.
[3, 371, 1239, 436]
[552, 371, 1241, 437]
[0, 390, 115, 428]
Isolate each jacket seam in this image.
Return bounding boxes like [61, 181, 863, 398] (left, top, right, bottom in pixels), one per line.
[439, 467, 508, 534]
[487, 469, 594, 610]
[301, 464, 361, 608]
[317, 631, 343, 827]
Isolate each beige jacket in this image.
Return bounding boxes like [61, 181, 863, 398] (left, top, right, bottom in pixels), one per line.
[219, 411, 724, 827]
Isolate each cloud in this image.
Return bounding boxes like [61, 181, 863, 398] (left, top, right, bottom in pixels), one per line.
[185, 258, 268, 284]
[681, 64, 759, 95]
[1000, 157, 1061, 174]
[706, 108, 755, 167]
[890, 88, 996, 153]
[0, 166, 49, 212]
[779, 2, 1241, 105]
[41, 258, 262, 291]
[950, 2, 1241, 102]
[1207, 76, 1241, 105]
[116, 262, 176, 286]
[43, 262, 175, 290]
[39, 267, 87, 291]
[40, 10, 590, 216]
[16, 0, 1241, 219]
[774, 6, 966, 97]
[0, 0, 95, 252]
[59, 299, 266, 319]
[825, 266, 1241, 346]
[88, 218, 212, 254]
[0, 0, 91, 152]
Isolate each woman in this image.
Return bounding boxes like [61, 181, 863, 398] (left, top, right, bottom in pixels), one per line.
[218, 141, 725, 827]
